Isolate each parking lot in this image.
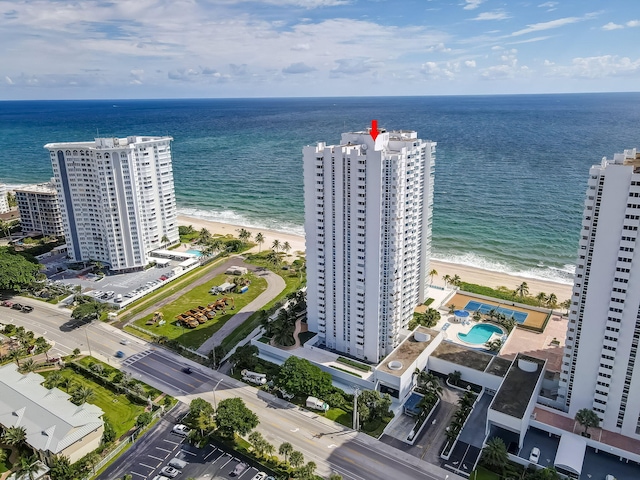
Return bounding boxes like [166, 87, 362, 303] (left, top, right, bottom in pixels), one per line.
[100, 407, 277, 480]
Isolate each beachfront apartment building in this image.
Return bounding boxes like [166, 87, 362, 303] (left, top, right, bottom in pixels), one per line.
[303, 125, 436, 362]
[45, 136, 179, 272]
[559, 148, 640, 438]
[15, 182, 64, 237]
[0, 183, 9, 214]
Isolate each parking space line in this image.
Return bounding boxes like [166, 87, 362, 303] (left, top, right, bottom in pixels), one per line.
[204, 448, 218, 460]
[148, 455, 164, 461]
[163, 439, 179, 445]
[156, 447, 172, 453]
[220, 455, 233, 469]
[130, 473, 146, 478]
[138, 463, 156, 469]
[181, 449, 197, 456]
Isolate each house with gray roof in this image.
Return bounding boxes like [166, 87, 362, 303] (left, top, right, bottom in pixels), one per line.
[0, 364, 104, 463]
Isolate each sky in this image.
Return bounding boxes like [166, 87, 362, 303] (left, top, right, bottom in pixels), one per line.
[1, 0, 639, 99]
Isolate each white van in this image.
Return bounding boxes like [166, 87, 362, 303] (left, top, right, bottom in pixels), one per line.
[168, 457, 187, 469]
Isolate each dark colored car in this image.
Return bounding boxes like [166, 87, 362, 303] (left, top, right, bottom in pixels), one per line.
[182, 366, 193, 374]
[11, 303, 23, 310]
[115, 351, 125, 358]
[22, 305, 34, 313]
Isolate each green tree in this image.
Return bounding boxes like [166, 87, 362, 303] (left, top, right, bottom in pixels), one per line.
[442, 274, 451, 287]
[279, 442, 293, 463]
[185, 398, 215, 431]
[136, 412, 153, 428]
[254, 232, 265, 252]
[44, 371, 63, 389]
[480, 437, 508, 473]
[71, 386, 95, 405]
[289, 450, 304, 468]
[428, 268, 437, 285]
[237, 228, 251, 246]
[448, 370, 462, 386]
[546, 293, 558, 312]
[451, 274, 461, 287]
[59, 376, 76, 392]
[2, 426, 26, 446]
[0, 248, 41, 291]
[329, 474, 343, 480]
[198, 228, 212, 244]
[161, 234, 170, 248]
[71, 301, 104, 321]
[357, 390, 392, 425]
[215, 398, 259, 438]
[15, 455, 42, 480]
[228, 344, 259, 371]
[561, 299, 572, 315]
[18, 358, 38, 374]
[535, 292, 547, 306]
[275, 356, 332, 398]
[49, 455, 74, 480]
[575, 408, 600, 436]
[102, 420, 116, 444]
[248, 431, 266, 457]
[282, 241, 291, 255]
[272, 239, 281, 252]
[515, 281, 530, 298]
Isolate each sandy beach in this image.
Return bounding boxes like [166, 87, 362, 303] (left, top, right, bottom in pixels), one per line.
[178, 214, 573, 301]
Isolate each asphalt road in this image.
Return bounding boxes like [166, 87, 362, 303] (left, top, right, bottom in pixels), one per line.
[1, 299, 458, 480]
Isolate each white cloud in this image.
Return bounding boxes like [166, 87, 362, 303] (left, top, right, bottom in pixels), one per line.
[129, 69, 144, 85]
[291, 43, 311, 51]
[508, 35, 553, 45]
[511, 14, 598, 37]
[463, 0, 484, 10]
[479, 50, 529, 79]
[421, 61, 458, 80]
[602, 22, 624, 31]
[331, 57, 381, 76]
[544, 55, 640, 79]
[627, 20, 640, 27]
[538, 2, 557, 12]
[426, 43, 452, 53]
[5, 76, 13, 85]
[464, 60, 476, 68]
[472, 11, 510, 21]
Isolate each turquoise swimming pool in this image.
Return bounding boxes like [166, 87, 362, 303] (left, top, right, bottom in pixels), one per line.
[457, 323, 504, 345]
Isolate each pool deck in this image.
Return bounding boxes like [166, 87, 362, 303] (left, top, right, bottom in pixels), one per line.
[432, 316, 503, 350]
[447, 293, 548, 330]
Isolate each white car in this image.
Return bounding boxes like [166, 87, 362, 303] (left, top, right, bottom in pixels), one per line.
[605, 476, 617, 480]
[172, 424, 191, 437]
[152, 476, 170, 480]
[252, 473, 267, 480]
[160, 466, 180, 478]
[529, 447, 540, 464]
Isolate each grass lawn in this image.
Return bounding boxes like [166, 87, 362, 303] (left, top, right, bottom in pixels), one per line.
[132, 272, 267, 349]
[470, 467, 501, 480]
[0, 448, 10, 473]
[39, 369, 146, 439]
[324, 408, 352, 428]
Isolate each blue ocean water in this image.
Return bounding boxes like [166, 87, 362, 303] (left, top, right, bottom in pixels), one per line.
[2, 94, 640, 284]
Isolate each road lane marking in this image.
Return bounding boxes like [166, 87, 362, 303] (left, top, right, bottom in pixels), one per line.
[328, 444, 337, 448]
[291, 428, 299, 432]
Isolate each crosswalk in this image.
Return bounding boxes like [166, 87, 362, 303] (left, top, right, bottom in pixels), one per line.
[122, 350, 153, 367]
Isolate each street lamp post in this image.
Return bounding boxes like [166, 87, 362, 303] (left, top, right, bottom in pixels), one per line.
[212, 378, 223, 410]
[84, 323, 93, 357]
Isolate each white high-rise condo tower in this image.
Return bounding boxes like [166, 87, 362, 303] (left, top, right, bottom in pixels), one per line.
[559, 148, 640, 438]
[303, 122, 436, 362]
[45, 136, 179, 272]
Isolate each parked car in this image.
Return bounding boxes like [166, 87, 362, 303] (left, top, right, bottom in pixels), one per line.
[232, 463, 248, 477]
[172, 424, 191, 437]
[21, 305, 34, 313]
[252, 473, 267, 480]
[529, 447, 540, 464]
[115, 351, 125, 358]
[119, 339, 129, 345]
[605, 476, 617, 480]
[152, 476, 170, 480]
[11, 303, 23, 310]
[2, 301, 13, 307]
[168, 458, 187, 470]
[160, 466, 179, 478]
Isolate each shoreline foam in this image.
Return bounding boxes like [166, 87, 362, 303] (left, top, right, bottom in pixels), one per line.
[177, 213, 574, 301]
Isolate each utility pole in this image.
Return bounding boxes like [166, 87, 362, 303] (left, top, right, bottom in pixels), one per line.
[352, 387, 360, 431]
[212, 378, 223, 410]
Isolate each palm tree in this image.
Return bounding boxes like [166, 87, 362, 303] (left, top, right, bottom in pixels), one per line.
[237, 228, 251, 246]
[266, 250, 280, 268]
[279, 442, 293, 463]
[480, 437, 509, 473]
[442, 274, 451, 288]
[575, 408, 600, 436]
[451, 274, 461, 287]
[198, 228, 212, 245]
[254, 232, 265, 252]
[472, 311, 482, 322]
[515, 281, 529, 298]
[44, 371, 63, 389]
[59, 376, 76, 392]
[282, 241, 291, 255]
[428, 269, 437, 285]
[329, 474, 343, 480]
[18, 358, 38, 374]
[535, 292, 547, 306]
[0, 219, 11, 239]
[15, 455, 42, 480]
[561, 299, 572, 316]
[2, 426, 27, 446]
[263, 441, 275, 458]
[546, 293, 558, 312]
[289, 450, 304, 468]
[161, 234, 170, 248]
[448, 370, 462, 386]
[72, 385, 95, 405]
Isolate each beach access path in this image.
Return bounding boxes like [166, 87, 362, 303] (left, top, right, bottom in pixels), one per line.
[197, 267, 284, 354]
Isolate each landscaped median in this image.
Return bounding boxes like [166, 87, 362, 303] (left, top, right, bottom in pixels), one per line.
[130, 272, 267, 349]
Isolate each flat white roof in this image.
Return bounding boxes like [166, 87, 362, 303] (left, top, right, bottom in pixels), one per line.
[554, 433, 586, 475]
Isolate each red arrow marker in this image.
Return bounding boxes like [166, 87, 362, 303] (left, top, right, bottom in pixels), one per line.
[370, 119, 378, 140]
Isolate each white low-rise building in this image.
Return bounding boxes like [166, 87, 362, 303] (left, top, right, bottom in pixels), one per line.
[0, 364, 104, 463]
